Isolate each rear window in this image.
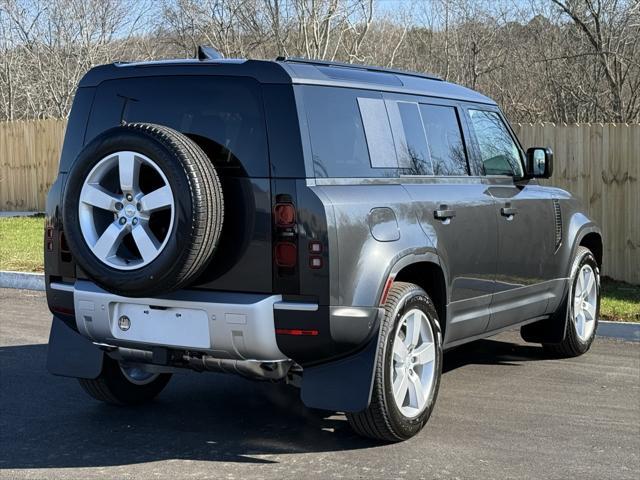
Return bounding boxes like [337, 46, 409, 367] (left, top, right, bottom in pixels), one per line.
[301, 86, 399, 178]
[90, 76, 268, 177]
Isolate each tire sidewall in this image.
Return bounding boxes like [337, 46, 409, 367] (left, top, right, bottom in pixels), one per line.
[567, 248, 600, 349]
[63, 127, 195, 294]
[382, 289, 443, 439]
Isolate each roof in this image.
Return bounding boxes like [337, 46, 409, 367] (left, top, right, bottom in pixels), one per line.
[78, 57, 496, 105]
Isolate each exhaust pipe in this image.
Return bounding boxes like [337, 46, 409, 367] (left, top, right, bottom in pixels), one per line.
[109, 346, 292, 381]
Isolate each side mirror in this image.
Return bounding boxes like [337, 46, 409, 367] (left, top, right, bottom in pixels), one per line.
[526, 147, 553, 179]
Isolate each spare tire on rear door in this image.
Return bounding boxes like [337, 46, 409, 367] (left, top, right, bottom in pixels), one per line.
[62, 123, 223, 297]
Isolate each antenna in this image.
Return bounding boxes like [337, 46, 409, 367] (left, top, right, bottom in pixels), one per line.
[197, 45, 224, 61]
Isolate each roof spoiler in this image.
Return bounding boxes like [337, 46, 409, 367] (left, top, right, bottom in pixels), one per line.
[197, 45, 224, 61]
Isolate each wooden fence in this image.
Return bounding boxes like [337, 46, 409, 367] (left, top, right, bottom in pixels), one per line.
[0, 120, 638, 284]
[0, 119, 66, 212]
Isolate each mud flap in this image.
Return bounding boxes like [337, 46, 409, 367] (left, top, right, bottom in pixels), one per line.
[300, 328, 381, 413]
[521, 290, 569, 344]
[47, 316, 104, 379]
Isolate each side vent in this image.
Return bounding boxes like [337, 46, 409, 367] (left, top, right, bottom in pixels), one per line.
[553, 199, 563, 251]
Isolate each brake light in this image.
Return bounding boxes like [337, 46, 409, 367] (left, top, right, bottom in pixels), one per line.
[274, 203, 296, 227]
[275, 328, 319, 336]
[274, 242, 297, 268]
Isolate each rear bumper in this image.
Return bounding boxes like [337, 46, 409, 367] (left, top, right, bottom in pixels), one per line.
[52, 280, 296, 361]
[49, 280, 382, 367]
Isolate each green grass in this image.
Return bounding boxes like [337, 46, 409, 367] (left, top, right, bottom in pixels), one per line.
[0, 215, 638, 321]
[0, 215, 45, 272]
[600, 278, 640, 323]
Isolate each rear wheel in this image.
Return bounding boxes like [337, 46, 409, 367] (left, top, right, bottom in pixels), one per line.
[544, 246, 600, 357]
[78, 356, 171, 405]
[347, 282, 443, 442]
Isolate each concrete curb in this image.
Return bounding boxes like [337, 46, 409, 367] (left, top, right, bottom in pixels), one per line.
[0, 271, 638, 342]
[597, 321, 640, 342]
[0, 271, 45, 291]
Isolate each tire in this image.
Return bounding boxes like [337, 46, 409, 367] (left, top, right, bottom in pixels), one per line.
[544, 246, 600, 357]
[78, 356, 171, 405]
[346, 282, 443, 442]
[62, 123, 223, 297]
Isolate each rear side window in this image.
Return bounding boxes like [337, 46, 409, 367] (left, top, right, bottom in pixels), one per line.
[419, 104, 468, 175]
[467, 109, 523, 177]
[393, 102, 433, 175]
[302, 86, 398, 178]
[90, 76, 268, 177]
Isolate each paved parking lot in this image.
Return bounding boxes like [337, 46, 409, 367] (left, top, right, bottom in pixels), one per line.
[1, 288, 638, 480]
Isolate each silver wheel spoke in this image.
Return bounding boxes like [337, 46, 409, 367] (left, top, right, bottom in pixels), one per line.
[584, 301, 596, 321]
[405, 312, 421, 348]
[140, 185, 173, 213]
[393, 336, 408, 363]
[80, 184, 119, 211]
[413, 342, 435, 365]
[93, 221, 127, 261]
[585, 271, 595, 296]
[131, 223, 161, 263]
[578, 269, 586, 294]
[393, 369, 409, 405]
[408, 371, 426, 410]
[576, 312, 585, 338]
[118, 152, 139, 192]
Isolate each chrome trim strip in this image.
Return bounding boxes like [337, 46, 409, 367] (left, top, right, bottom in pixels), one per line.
[273, 301, 319, 312]
[50, 282, 75, 293]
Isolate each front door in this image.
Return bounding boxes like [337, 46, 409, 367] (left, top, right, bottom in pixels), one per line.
[464, 107, 556, 331]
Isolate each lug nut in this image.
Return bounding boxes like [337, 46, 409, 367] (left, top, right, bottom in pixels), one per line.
[119, 217, 127, 225]
[126, 193, 133, 202]
[115, 202, 124, 211]
[136, 202, 142, 211]
[132, 218, 138, 226]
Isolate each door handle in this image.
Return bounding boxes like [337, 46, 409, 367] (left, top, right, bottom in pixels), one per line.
[500, 205, 518, 217]
[434, 205, 456, 220]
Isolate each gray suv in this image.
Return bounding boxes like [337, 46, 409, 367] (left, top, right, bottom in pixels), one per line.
[45, 52, 602, 442]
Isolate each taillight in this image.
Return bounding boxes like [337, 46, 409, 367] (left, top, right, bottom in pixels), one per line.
[275, 328, 319, 336]
[274, 241, 297, 268]
[274, 203, 296, 227]
[273, 197, 298, 274]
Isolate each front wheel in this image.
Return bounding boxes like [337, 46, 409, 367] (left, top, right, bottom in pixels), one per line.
[78, 356, 172, 405]
[544, 246, 600, 357]
[347, 282, 443, 442]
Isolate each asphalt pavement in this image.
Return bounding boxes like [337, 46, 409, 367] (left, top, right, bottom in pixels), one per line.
[1, 288, 638, 480]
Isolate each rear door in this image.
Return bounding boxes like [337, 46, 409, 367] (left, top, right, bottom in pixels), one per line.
[86, 75, 274, 293]
[385, 94, 499, 344]
[463, 106, 557, 330]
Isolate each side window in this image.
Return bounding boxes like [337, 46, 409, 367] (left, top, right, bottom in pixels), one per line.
[302, 86, 398, 178]
[391, 101, 433, 175]
[419, 104, 468, 175]
[357, 97, 398, 168]
[468, 109, 523, 177]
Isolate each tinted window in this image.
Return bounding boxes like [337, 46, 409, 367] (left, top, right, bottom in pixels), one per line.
[468, 109, 523, 177]
[395, 102, 432, 175]
[302, 86, 398, 177]
[419, 104, 468, 175]
[92, 76, 268, 177]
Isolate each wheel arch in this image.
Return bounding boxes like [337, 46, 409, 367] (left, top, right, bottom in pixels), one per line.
[385, 255, 449, 338]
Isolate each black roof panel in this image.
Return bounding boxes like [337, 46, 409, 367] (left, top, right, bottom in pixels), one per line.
[78, 57, 496, 105]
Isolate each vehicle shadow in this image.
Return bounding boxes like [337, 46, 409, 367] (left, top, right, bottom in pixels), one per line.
[0, 336, 546, 469]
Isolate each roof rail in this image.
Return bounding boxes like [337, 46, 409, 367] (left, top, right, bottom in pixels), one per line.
[276, 56, 442, 82]
[197, 45, 224, 60]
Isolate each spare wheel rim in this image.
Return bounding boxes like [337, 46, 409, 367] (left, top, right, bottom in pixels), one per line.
[78, 151, 175, 270]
